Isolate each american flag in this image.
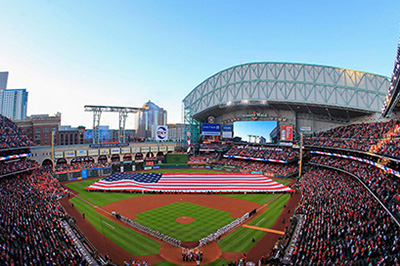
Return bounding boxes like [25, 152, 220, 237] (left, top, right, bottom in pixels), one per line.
[86, 172, 293, 193]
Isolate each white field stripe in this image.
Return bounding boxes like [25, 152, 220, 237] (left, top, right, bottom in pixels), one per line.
[102, 221, 115, 229]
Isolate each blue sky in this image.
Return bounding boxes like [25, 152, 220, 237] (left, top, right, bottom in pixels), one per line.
[0, 1, 399, 129]
[234, 121, 276, 142]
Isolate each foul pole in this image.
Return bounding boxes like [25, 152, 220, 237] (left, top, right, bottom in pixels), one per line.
[298, 133, 303, 178]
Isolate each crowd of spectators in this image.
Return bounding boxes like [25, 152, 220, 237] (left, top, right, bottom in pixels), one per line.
[225, 145, 298, 161]
[0, 114, 35, 150]
[292, 167, 399, 265]
[199, 143, 231, 151]
[217, 158, 298, 176]
[188, 154, 219, 163]
[0, 158, 39, 176]
[53, 161, 111, 172]
[310, 155, 400, 218]
[0, 169, 88, 265]
[304, 119, 400, 158]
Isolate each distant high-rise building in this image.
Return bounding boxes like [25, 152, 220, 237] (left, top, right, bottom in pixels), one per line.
[0, 88, 28, 120]
[167, 123, 184, 141]
[0, 72, 8, 91]
[135, 101, 167, 139]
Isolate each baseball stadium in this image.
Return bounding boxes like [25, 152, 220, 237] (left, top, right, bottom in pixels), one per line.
[2, 41, 400, 266]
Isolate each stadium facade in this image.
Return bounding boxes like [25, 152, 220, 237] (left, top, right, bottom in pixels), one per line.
[183, 62, 390, 142]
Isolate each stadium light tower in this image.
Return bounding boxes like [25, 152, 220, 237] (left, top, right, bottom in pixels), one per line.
[84, 105, 140, 144]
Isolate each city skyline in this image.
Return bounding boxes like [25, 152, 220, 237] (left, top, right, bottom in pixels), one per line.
[0, 1, 399, 129]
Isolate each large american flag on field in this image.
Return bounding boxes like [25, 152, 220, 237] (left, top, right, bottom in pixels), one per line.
[86, 172, 293, 193]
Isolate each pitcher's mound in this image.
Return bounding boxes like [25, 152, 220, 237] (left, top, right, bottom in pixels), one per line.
[176, 216, 195, 224]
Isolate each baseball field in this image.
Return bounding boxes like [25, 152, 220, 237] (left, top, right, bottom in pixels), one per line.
[61, 169, 298, 265]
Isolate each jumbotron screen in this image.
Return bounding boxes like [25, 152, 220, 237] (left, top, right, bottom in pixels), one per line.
[234, 121, 277, 143]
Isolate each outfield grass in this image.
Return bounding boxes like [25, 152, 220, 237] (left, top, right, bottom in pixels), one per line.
[248, 194, 291, 228]
[218, 193, 291, 253]
[70, 197, 161, 256]
[66, 178, 147, 206]
[221, 193, 278, 205]
[135, 202, 234, 241]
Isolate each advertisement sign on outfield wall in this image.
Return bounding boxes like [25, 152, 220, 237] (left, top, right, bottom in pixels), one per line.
[280, 125, 293, 141]
[131, 147, 140, 153]
[77, 150, 87, 156]
[121, 147, 130, 154]
[64, 151, 75, 158]
[88, 149, 99, 156]
[55, 151, 64, 159]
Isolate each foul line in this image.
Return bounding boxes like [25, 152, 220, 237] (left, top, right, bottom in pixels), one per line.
[242, 224, 285, 235]
[102, 221, 115, 230]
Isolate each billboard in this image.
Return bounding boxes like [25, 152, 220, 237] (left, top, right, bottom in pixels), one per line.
[280, 125, 293, 141]
[155, 125, 168, 141]
[111, 148, 120, 154]
[77, 150, 87, 156]
[202, 123, 221, 136]
[121, 147, 130, 154]
[151, 146, 158, 152]
[131, 146, 140, 153]
[222, 131, 233, 139]
[64, 151, 75, 158]
[55, 151, 64, 159]
[222, 125, 233, 131]
[88, 149, 99, 156]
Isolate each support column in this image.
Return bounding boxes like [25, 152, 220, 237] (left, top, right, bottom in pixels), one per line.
[92, 109, 102, 144]
[118, 111, 128, 143]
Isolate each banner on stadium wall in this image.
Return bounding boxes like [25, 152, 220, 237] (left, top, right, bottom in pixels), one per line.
[121, 147, 130, 154]
[155, 125, 168, 141]
[131, 146, 140, 153]
[311, 151, 400, 178]
[88, 149, 99, 156]
[77, 150, 87, 156]
[81, 169, 87, 179]
[100, 148, 109, 155]
[280, 125, 293, 141]
[64, 151, 75, 158]
[167, 146, 174, 151]
[111, 148, 120, 154]
[222, 131, 233, 139]
[300, 126, 312, 132]
[223, 154, 287, 163]
[151, 146, 158, 152]
[202, 123, 221, 136]
[222, 125, 233, 131]
[54, 151, 64, 159]
[159, 146, 167, 152]
[141, 147, 149, 153]
[0, 153, 32, 161]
